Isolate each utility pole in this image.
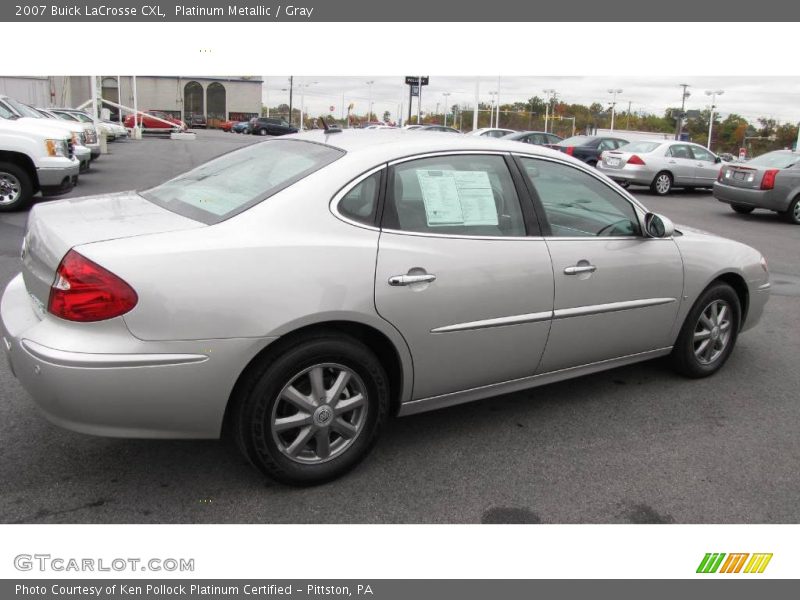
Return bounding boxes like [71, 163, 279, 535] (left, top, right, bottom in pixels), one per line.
[366, 80, 374, 123]
[675, 83, 690, 140]
[543, 88, 556, 133]
[288, 76, 294, 127]
[705, 89, 724, 150]
[442, 92, 451, 126]
[417, 76, 422, 125]
[472, 79, 479, 131]
[608, 88, 623, 132]
[625, 100, 632, 130]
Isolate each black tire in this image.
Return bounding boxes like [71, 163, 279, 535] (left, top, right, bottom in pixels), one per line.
[587, 160, 598, 168]
[731, 204, 755, 215]
[231, 333, 390, 486]
[0, 161, 34, 212]
[650, 171, 673, 196]
[671, 282, 741, 378]
[780, 196, 800, 224]
[258, 128, 268, 136]
[617, 180, 631, 189]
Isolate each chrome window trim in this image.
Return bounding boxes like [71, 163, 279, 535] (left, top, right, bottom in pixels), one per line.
[329, 164, 387, 232]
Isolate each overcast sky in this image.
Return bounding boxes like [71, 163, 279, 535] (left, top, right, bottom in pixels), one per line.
[262, 76, 800, 124]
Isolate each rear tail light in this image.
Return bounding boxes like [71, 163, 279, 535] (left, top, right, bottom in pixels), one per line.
[565, 146, 574, 156]
[627, 154, 645, 165]
[717, 167, 726, 182]
[761, 169, 779, 190]
[48, 250, 138, 322]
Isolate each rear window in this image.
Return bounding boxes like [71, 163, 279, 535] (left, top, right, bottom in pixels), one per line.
[557, 136, 592, 146]
[620, 141, 662, 153]
[142, 139, 345, 224]
[746, 151, 800, 169]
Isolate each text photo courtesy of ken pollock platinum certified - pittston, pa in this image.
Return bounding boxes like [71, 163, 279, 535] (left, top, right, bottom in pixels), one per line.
[40, 5, 317, 18]
[0, 74, 799, 524]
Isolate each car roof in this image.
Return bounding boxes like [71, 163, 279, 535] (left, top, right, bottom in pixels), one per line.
[281, 128, 583, 164]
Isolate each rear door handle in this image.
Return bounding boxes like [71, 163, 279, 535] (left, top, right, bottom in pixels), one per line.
[388, 274, 437, 286]
[564, 265, 597, 275]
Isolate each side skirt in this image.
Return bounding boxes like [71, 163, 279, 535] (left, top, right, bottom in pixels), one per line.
[397, 347, 673, 416]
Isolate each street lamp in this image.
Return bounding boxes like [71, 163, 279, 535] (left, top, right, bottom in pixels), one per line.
[607, 88, 623, 132]
[675, 83, 691, 140]
[366, 80, 374, 124]
[488, 91, 497, 128]
[543, 88, 557, 133]
[442, 92, 451, 126]
[298, 80, 318, 131]
[705, 89, 724, 151]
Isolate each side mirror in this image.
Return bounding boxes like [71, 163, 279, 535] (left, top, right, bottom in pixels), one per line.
[715, 156, 722, 163]
[644, 212, 675, 238]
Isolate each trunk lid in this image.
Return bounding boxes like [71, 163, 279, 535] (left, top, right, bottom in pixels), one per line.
[22, 191, 203, 312]
[720, 164, 769, 189]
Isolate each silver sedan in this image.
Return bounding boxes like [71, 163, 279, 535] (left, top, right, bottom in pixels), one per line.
[1, 131, 770, 485]
[714, 150, 800, 224]
[597, 140, 723, 195]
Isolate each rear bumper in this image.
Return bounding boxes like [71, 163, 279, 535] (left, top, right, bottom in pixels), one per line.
[1, 273, 275, 439]
[713, 182, 788, 211]
[596, 162, 655, 185]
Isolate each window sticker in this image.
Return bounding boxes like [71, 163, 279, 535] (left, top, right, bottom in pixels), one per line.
[416, 169, 498, 226]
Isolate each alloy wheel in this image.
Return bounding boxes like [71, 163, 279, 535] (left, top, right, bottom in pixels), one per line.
[0, 172, 22, 206]
[270, 363, 368, 464]
[655, 174, 671, 194]
[693, 299, 733, 365]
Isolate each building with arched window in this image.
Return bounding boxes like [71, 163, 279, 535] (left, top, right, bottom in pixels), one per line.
[43, 76, 262, 127]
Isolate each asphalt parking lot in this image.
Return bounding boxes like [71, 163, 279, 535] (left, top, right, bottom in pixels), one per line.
[1, 130, 798, 524]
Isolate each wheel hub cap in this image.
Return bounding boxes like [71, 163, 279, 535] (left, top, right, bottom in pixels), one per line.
[692, 299, 732, 365]
[270, 363, 368, 465]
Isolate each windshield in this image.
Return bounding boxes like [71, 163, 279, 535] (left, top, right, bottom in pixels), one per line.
[52, 111, 80, 122]
[4, 97, 42, 119]
[747, 151, 800, 169]
[557, 136, 592, 146]
[142, 139, 345, 224]
[620, 141, 662, 153]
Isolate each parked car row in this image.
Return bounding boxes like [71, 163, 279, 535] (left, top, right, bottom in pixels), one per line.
[0, 95, 129, 212]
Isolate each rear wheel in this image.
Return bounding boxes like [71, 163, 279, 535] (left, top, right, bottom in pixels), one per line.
[731, 204, 755, 215]
[780, 196, 800, 224]
[0, 162, 33, 212]
[232, 334, 390, 485]
[671, 283, 740, 378]
[258, 128, 268, 136]
[617, 181, 631, 189]
[650, 171, 673, 196]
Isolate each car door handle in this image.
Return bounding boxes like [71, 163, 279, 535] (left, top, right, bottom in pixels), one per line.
[388, 274, 437, 286]
[564, 265, 597, 275]
[668, 160, 677, 164]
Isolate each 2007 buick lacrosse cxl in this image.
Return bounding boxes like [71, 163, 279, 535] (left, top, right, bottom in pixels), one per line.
[1, 129, 770, 485]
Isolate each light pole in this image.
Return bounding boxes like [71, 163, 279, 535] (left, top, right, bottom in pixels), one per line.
[543, 89, 556, 133]
[366, 80, 374, 124]
[488, 91, 497, 128]
[705, 89, 724, 150]
[298, 80, 317, 131]
[607, 88, 623, 132]
[442, 92, 451, 126]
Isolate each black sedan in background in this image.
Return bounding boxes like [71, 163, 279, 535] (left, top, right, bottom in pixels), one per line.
[547, 135, 629, 166]
[249, 117, 298, 136]
[503, 130, 563, 146]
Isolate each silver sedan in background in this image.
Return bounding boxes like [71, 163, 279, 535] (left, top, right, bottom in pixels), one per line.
[598, 140, 723, 195]
[1, 131, 770, 485]
[714, 150, 800, 224]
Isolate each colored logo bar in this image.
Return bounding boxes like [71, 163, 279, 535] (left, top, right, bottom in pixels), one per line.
[696, 553, 773, 574]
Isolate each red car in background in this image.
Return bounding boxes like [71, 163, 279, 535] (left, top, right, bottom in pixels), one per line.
[123, 110, 186, 132]
[220, 120, 235, 132]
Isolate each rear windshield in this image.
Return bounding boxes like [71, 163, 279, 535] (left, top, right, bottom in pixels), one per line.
[142, 139, 345, 224]
[619, 141, 662, 153]
[746, 151, 800, 169]
[557, 136, 592, 146]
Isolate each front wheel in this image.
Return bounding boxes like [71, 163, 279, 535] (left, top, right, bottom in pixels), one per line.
[258, 128, 268, 136]
[232, 334, 390, 485]
[671, 283, 741, 378]
[650, 171, 673, 196]
[0, 161, 34, 212]
[780, 196, 800, 224]
[731, 204, 755, 215]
